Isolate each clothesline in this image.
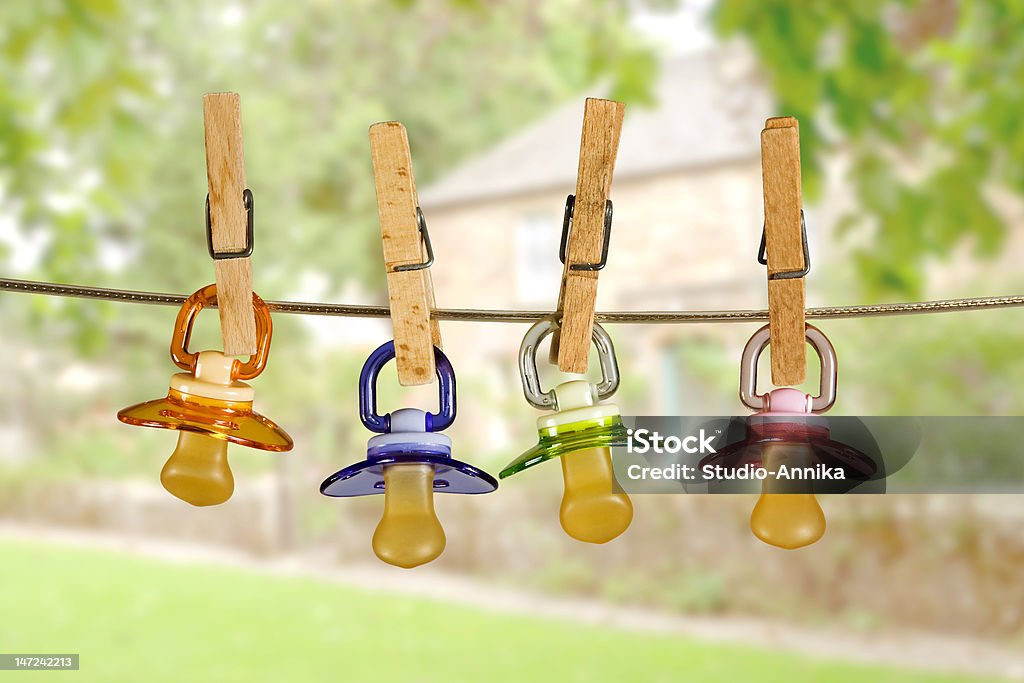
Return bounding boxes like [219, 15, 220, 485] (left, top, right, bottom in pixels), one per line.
[1, 277, 1022, 324]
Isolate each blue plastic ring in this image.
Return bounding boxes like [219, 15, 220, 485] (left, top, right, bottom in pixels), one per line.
[358, 340, 456, 433]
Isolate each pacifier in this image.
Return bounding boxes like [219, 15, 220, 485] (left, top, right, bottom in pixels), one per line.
[118, 284, 292, 506]
[320, 341, 498, 568]
[501, 318, 633, 544]
[701, 324, 874, 549]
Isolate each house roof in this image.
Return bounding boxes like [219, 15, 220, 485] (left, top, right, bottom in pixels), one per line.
[420, 49, 774, 208]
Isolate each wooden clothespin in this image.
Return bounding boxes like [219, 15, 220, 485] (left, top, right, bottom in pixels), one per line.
[203, 92, 256, 357]
[369, 121, 441, 386]
[760, 116, 808, 386]
[551, 97, 625, 374]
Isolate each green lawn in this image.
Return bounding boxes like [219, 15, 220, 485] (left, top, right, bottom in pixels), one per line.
[0, 539, 1001, 683]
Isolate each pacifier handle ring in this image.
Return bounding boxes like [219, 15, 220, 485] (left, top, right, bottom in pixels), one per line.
[519, 317, 619, 410]
[359, 340, 456, 433]
[739, 323, 836, 413]
[170, 284, 272, 381]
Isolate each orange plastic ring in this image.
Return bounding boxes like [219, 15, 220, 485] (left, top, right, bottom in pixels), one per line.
[169, 284, 272, 381]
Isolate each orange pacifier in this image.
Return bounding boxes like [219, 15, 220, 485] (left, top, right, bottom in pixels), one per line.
[118, 284, 293, 506]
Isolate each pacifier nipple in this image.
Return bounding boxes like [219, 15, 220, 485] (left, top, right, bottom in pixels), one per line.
[559, 446, 634, 544]
[750, 442, 825, 549]
[161, 431, 233, 507]
[373, 464, 446, 568]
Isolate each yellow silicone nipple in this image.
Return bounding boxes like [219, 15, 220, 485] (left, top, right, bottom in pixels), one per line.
[750, 493, 825, 549]
[160, 431, 234, 507]
[373, 464, 446, 568]
[749, 443, 825, 549]
[559, 446, 633, 544]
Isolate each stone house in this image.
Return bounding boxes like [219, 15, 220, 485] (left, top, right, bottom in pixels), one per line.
[418, 50, 793, 419]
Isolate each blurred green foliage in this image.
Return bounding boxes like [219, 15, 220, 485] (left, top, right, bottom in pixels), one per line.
[1, 0, 657, 290]
[0, 0, 659, 360]
[714, 0, 1019, 297]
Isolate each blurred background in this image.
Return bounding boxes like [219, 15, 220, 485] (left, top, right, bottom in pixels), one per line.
[2, 1, 1024, 681]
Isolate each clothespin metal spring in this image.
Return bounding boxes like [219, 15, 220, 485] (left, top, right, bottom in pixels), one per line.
[393, 207, 434, 273]
[559, 194, 613, 272]
[757, 209, 810, 280]
[205, 189, 254, 260]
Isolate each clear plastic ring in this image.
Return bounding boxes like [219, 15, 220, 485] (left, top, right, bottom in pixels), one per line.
[739, 324, 837, 413]
[519, 317, 619, 410]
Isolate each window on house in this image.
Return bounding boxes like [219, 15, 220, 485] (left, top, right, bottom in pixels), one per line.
[515, 210, 562, 305]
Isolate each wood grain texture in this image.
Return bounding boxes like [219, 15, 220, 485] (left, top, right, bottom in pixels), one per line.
[552, 98, 625, 374]
[761, 116, 806, 386]
[203, 93, 256, 357]
[369, 121, 441, 386]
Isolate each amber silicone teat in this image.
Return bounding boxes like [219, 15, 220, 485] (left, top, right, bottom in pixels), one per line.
[749, 442, 826, 550]
[559, 444, 633, 544]
[372, 463, 447, 568]
[162, 431, 234, 507]
[117, 285, 292, 506]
